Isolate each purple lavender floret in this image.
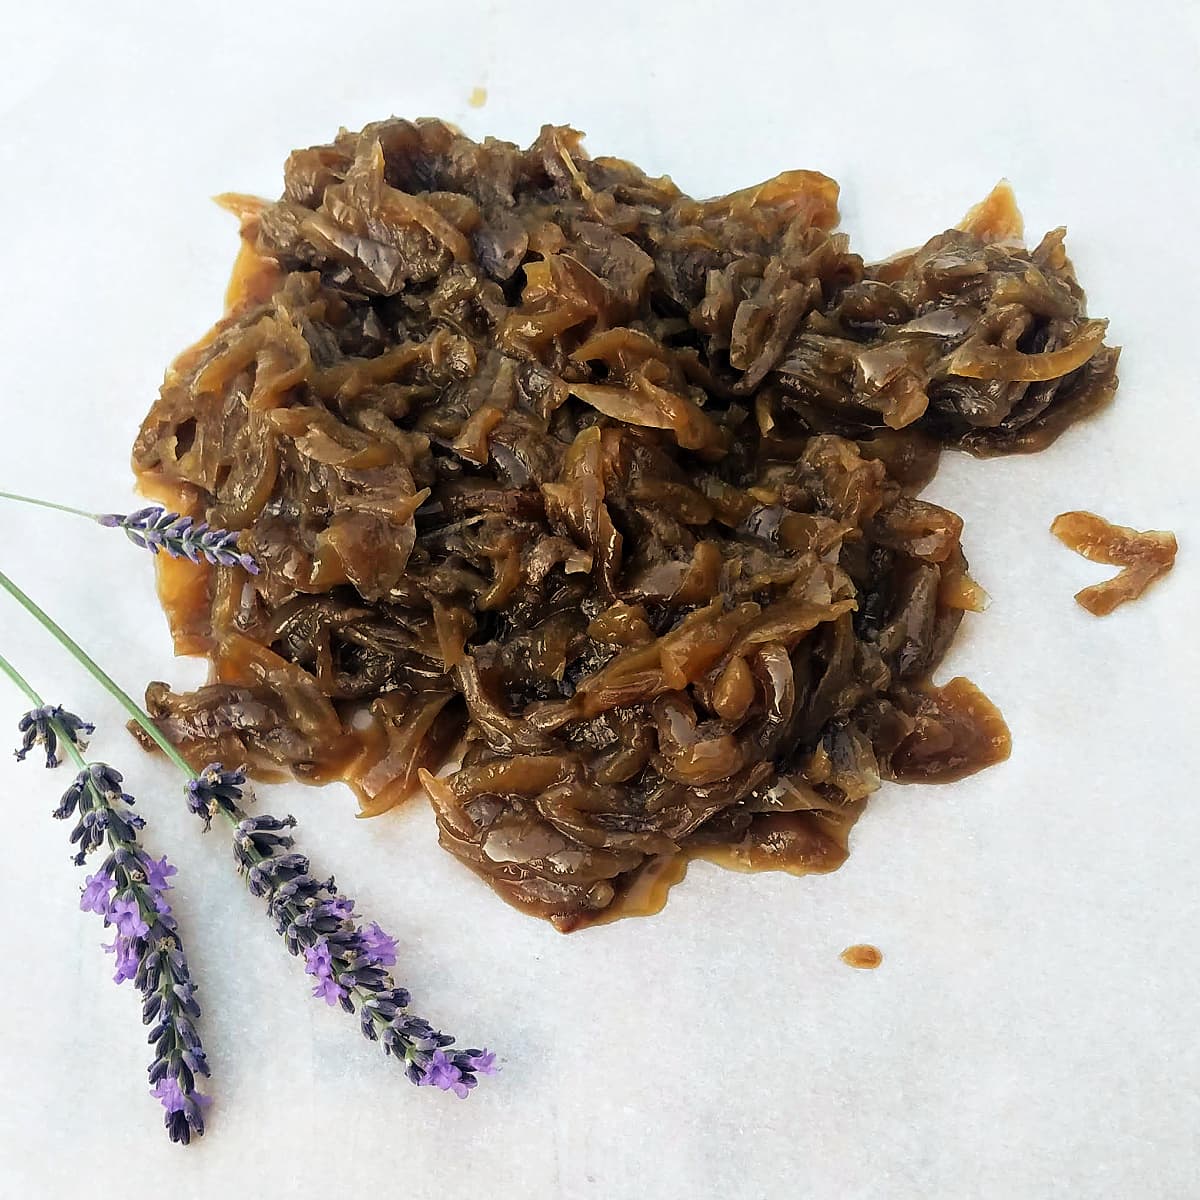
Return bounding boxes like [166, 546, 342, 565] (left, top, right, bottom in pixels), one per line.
[110, 896, 151, 939]
[104, 933, 141, 984]
[304, 940, 333, 975]
[359, 921, 398, 967]
[422, 1048, 472, 1097]
[14, 712, 211, 1144]
[142, 853, 177, 893]
[188, 764, 495, 1097]
[98, 506, 259, 575]
[311, 974, 349, 1007]
[15, 704, 94, 767]
[152, 1076, 211, 1144]
[304, 936, 353, 1006]
[467, 1050, 498, 1076]
[80, 870, 115, 914]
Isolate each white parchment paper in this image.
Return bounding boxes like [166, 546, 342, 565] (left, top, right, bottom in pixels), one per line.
[1, 3, 1197, 1196]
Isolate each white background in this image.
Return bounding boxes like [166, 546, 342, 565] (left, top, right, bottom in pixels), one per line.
[1, 2, 1197, 1196]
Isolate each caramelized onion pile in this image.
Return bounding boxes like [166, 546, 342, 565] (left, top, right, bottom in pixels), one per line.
[132, 121, 1117, 930]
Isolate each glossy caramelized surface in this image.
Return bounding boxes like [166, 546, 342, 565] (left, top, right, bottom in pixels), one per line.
[132, 122, 1123, 929]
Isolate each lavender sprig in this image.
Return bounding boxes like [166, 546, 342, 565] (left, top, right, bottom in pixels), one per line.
[188, 765, 497, 1097]
[98, 506, 259, 574]
[0, 491, 258, 574]
[8, 693, 211, 1144]
[15, 704, 94, 767]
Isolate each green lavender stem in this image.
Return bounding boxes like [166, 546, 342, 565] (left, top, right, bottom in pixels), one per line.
[0, 490, 99, 521]
[0, 651, 44, 709]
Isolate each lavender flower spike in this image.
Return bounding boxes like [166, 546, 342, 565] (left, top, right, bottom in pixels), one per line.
[98, 505, 259, 575]
[15, 704, 94, 767]
[13, 712, 211, 1144]
[188, 763, 496, 1098]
